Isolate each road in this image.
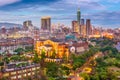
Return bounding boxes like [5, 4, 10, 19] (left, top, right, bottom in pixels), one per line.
[76, 52, 103, 73]
[67, 52, 103, 80]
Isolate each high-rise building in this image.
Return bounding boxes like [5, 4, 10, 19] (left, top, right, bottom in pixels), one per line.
[86, 19, 92, 37]
[81, 19, 84, 25]
[77, 8, 81, 25]
[80, 19, 86, 37]
[72, 21, 79, 33]
[77, 8, 83, 36]
[41, 16, 51, 32]
[23, 20, 33, 30]
[80, 25, 86, 37]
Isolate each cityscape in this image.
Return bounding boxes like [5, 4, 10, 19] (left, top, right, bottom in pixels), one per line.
[0, 0, 120, 80]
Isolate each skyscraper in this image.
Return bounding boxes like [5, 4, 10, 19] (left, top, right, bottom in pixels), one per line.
[23, 20, 33, 30]
[86, 19, 92, 37]
[41, 16, 51, 32]
[77, 8, 82, 36]
[77, 8, 81, 25]
[80, 19, 85, 37]
[72, 21, 79, 33]
[81, 19, 84, 25]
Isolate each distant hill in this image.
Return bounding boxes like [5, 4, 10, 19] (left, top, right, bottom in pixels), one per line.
[0, 22, 23, 28]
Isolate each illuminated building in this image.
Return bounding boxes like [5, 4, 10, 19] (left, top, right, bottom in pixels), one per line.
[86, 19, 92, 37]
[92, 27, 101, 35]
[35, 38, 88, 60]
[72, 21, 79, 33]
[23, 20, 33, 30]
[102, 32, 114, 39]
[72, 8, 85, 35]
[41, 16, 51, 32]
[35, 40, 69, 59]
[81, 25, 86, 37]
[90, 27, 101, 38]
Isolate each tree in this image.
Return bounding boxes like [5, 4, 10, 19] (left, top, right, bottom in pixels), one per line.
[0, 62, 4, 66]
[41, 50, 46, 60]
[107, 71, 117, 80]
[33, 52, 40, 63]
[40, 50, 46, 67]
[48, 77, 55, 80]
[46, 62, 63, 79]
[90, 74, 100, 80]
[3, 56, 10, 64]
[38, 69, 48, 80]
[62, 53, 68, 63]
[99, 71, 108, 80]
[79, 73, 90, 80]
[0, 61, 4, 71]
[14, 48, 24, 55]
[10, 55, 21, 62]
[20, 55, 28, 61]
[51, 50, 56, 59]
[60, 65, 70, 76]
[25, 46, 34, 52]
[101, 46, 118, 54]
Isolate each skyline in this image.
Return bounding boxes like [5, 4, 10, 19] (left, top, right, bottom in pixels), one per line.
[0, 0, 120, 28]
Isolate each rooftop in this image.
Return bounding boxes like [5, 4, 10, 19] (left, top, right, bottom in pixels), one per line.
[41, 16, 51, 19]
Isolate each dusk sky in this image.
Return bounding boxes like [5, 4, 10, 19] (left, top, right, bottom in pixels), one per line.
[0, 0, 120, 28]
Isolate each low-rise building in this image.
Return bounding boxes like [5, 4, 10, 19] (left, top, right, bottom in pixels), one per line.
[0, 64, 40, 80]
[35, 39, 88, 61]
[35, 39, 69, 59]
[0, 37, 34, 53]
[115, 42, 120, 52]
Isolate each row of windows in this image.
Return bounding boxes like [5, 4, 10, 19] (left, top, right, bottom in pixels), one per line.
[3, 67, 40, 77]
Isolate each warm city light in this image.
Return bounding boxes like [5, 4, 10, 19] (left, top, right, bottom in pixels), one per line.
[0, 0, 120, 80]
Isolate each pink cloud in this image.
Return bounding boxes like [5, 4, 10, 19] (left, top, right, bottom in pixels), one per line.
[0, 0, 21, 6]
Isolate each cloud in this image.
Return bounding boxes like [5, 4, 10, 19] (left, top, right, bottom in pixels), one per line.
[90, 11, 120, 21]
[107, 0, 120, 3]
[18, 5, 64, 12]
[0, 0, 119, 28]
[50, 0, 106, 12]
[0, 0, 21, 6]
[81, 11, 120, 28]
[64, 0, 100, 4]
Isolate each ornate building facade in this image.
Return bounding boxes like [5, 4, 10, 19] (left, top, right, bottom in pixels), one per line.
[35, 40, 69, 59]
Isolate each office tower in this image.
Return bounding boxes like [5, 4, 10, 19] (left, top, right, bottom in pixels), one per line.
[86, 19, 92, 37]
[72, 21, 79, 33]
[80, 19, 85, 37]
[77, 8, 81, 25]
[41, 16, 51, 32]
[23, 20, 33, 30]
[77, 8, 82, 36]
[81, 19, 84, 25]
[82, 25, 86, 37]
